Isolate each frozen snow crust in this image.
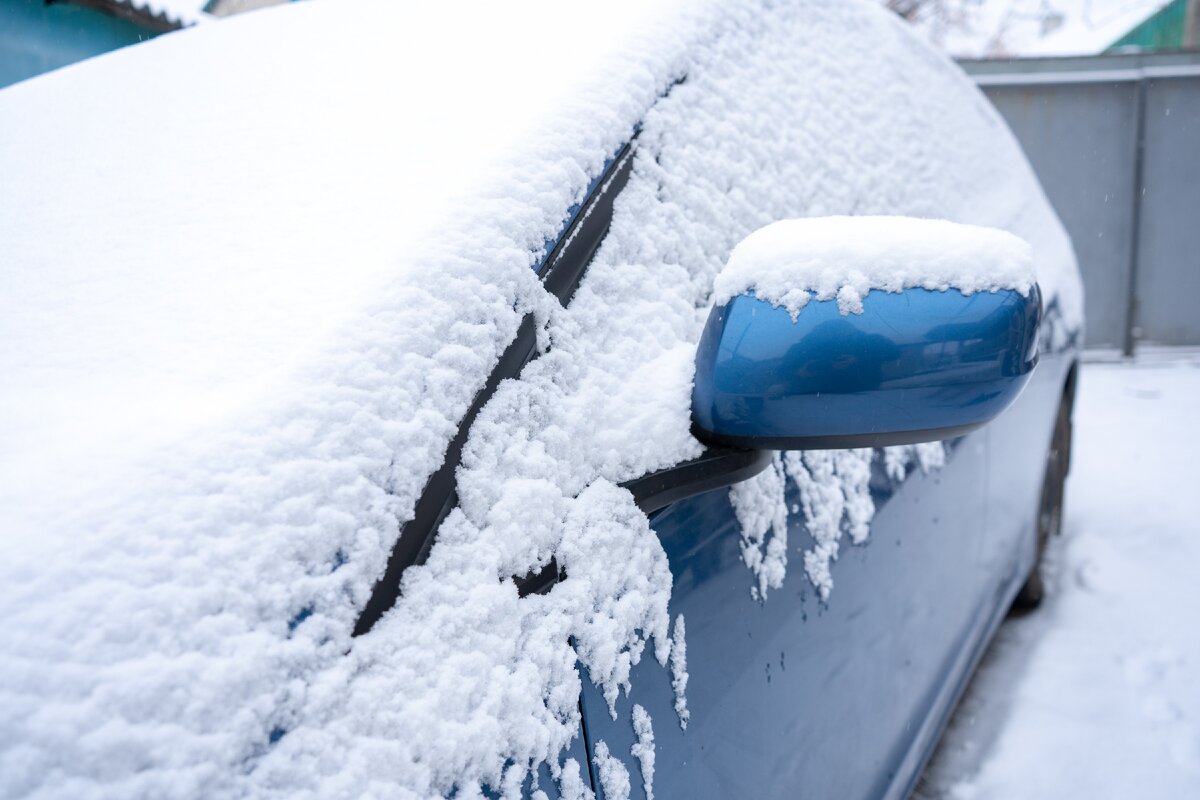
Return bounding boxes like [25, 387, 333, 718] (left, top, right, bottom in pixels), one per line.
[714, 216, 1037, 317]
[0, 0, 1082, 797]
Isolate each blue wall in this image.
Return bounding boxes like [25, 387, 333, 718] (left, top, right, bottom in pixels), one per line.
[1, 0, 155, 89]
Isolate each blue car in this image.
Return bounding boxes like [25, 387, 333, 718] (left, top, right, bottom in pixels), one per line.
[0, 2, 1082, 798]
[356, 170, 1075, 800]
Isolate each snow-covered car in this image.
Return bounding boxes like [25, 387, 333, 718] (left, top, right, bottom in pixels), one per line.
[0, 1, 1082, 798]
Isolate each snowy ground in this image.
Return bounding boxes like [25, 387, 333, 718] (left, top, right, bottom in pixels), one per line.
[916, 352, 1200, 798]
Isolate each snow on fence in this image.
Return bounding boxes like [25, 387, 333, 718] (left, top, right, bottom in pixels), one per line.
[961, 51, 1200, 354]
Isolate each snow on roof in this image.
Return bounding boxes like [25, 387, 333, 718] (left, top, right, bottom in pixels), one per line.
[0, 0, 1082, 796]
[897, 0, 1174, 58]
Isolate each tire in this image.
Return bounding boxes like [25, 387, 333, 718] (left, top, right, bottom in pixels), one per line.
[1013, 389, 1073, 610]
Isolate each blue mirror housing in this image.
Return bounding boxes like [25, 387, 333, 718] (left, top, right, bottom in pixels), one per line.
[691, 286, 1041, 450]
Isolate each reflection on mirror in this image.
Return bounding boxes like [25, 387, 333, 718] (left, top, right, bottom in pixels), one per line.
[692, 285, 1041, 450]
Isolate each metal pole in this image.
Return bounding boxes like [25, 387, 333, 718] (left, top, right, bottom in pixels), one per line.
[1186, 0, 1200, 50]
[1123, 74, 1148, 358]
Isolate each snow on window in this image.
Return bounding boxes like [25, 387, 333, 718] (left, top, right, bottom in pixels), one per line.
[0, 0, 1081, 796]
[253, 480, 673, 797]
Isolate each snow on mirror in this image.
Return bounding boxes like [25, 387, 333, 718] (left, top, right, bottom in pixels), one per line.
[693, 216, 1043, 451]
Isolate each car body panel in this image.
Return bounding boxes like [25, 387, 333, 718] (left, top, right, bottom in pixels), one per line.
[579, 439, 986, 798]
[887, 348, 1077, 799]
[578, 334, 1075, 798]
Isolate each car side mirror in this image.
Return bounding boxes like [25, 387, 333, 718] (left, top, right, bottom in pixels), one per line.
[691, 217, 1042, 450]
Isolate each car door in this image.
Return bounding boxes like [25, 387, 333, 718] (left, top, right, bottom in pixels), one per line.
[578, 434, 992, 799]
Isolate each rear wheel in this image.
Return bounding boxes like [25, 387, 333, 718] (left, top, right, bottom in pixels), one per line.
[1013, 388, 1073, 609]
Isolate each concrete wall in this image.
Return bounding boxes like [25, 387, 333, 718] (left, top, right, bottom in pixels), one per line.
[962, 53, 1200, 351]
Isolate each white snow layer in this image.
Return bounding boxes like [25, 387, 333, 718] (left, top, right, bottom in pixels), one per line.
[715, 216, 1036, 318]
[0, 0, 1081, 796]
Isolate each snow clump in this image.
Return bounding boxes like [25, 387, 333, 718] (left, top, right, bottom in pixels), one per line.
[733, 444, 945, 604]
[730, 454, 791, 600]
[630, 704, 656, 800]
[786, 449, 877, 601]
[669, 615, 690, 731]
[593, 740, 632, 800]
[714, 216, 1037, 318]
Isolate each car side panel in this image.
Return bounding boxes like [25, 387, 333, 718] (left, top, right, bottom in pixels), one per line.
[981, 350, 1075, 606]
[579, 437, 994, 798]
[885, 348, 1078, 799]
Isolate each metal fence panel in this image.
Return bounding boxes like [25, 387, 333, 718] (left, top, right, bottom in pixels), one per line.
[1137, 77, 1200, 346]
[983, 82, 1139, 348]
[962, 53, 1200, 351]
